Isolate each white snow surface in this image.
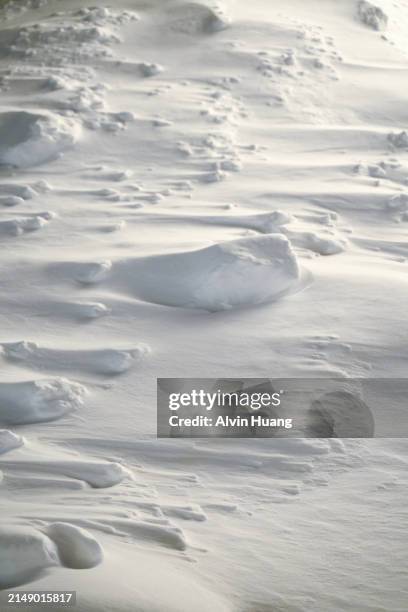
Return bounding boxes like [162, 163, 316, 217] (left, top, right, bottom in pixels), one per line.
[0, 111, 81, 168]
[0, 0, 407, 610]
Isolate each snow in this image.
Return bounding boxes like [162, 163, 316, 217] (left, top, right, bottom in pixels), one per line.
[0, 111, 81, 168]
[0, 523, 103, 589]
[0, 378, 87, 425]
[0, 526, 59, 590]
[1, 341, 149, 375]
[358, 1, 389, 31]
[111, 234, 300, 311]
[0, 430, 24, 454]
[0, 0, 407, 609]
[45, 522, 104, 569]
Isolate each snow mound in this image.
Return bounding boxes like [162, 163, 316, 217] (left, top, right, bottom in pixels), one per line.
[0, 214, 51, 237]
[1, 341, 149, 376]
[0, 523, 103, 589]
[358, 1, 388, 31]
[41, 459, 129, 488]
[53, 301, 112, 320]
[165, 2, 229, 35]
[0, 112, 80, 168]
[115, 234, 300, 311]
[388, 131, 408, 149]
[139, 62, 164, 77]
[1, 456, 129, 488]
[0, 430, 24, 455]
[46, 523, 103, 569]
[0, 183, 37, 199]
[287, 230, 347, 256]
[0, 195, 24, 207]
[109, 518, 188, 551]
[0, 526, 59, 589]
[75, 260, 112, 284]
[0, 378, 87, 425]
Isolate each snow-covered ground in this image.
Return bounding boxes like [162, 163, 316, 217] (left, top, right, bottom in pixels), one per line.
[0, 0, 407, 610]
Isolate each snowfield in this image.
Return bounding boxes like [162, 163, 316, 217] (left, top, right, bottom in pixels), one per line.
[0, 0, 407, 610]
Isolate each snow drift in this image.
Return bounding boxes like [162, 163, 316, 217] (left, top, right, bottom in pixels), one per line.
[113, 234, 301, 311]
[0, 378, 87, 425]
[0, 523, 103, 589]
[0, 112, 80, 168]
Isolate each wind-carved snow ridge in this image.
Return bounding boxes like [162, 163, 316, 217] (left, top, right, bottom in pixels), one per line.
[0, 341, 150, 376]
[0, 525, 59, 590]
[113, 234, 301, 311]
[0, 379, 87, 425]
[0, 183, 38, 199]
[0, 111, 80, 168]
[0, 212, 54, 236]
[0, 523, 103, 589]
